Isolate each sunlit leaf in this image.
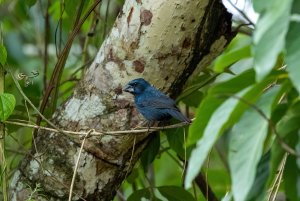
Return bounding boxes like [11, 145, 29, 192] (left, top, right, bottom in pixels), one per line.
[229, 87, 282, 201]
[214, 34, 251, 73]
[187, 70, 255, 146]
[253, 0, 292, 81]
[286, 0, 300, 94]
[185, 74, 276, 189]
[0, 93, 16, 121]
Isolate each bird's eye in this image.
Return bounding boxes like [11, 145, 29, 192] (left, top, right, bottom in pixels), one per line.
[132, 83, 137, 86]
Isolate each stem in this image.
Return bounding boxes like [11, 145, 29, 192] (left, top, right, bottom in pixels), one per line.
[0, 59, 8, 201]
[43, 0, 50, 92]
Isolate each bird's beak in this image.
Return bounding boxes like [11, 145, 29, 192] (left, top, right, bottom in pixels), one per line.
[123, 85, 134, 93]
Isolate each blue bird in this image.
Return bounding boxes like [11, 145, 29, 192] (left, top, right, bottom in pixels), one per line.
[123, 78, 191, 124]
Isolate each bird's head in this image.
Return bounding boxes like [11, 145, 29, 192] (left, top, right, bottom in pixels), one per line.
[123, 78, 150, 95]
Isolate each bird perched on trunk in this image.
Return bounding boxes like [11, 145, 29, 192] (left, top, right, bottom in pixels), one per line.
[123, 78, 191, 124]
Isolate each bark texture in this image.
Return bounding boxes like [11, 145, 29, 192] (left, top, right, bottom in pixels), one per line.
[10, 0, 233, 200]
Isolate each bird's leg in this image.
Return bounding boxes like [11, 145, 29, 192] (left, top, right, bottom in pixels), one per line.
[147, 121, 157, 133]
[147, 121, 152, 133]
[133, 120, 146, 130]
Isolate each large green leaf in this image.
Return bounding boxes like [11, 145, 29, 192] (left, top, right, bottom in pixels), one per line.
[185, 89, 249, 189]
[286, 0, 300, 94]
[187, 70, 255, 146]
[228, 86, 282, 201]
[253, 0, 292, 81]
[253, 0, 270, 13]
[0, 44, 7, 65]
[157, 186, 195, 201]
[214, 34, 251, 73]
[0, 93, 16, 121]
[268, 101, 300, 186]
[246, 153, 270, 201]
[185, 71, 278, 189]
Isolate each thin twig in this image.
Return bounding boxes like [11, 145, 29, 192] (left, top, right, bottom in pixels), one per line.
[124, 135, 137, 179]
[102, 0, 111, 39]
[206, 150, 212, 200]
[3, 119, 192, 137]
[68, 129, 93, 201]
[181, 128, 187, 179]
[268, 153, 288, 201]
[43, 0, 50, 91]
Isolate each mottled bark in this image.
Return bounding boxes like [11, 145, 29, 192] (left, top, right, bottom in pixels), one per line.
[10, 0, 233, 200]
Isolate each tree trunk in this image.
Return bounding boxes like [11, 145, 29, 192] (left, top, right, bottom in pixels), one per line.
[10, 0, 233, 200]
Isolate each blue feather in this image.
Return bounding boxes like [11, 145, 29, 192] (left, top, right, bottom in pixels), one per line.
[123, 78, 191, 123]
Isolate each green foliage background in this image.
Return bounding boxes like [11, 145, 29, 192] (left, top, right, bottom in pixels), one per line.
[1, 0, 300, 201]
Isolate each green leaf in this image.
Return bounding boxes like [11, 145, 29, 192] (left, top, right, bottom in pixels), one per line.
[165, 128, 185, 158]
[214, 34, 251, 73]
[126, 167, 139, 184]
[187, 70, 255, 146]
[0, 44, 7, 65]
[246, 153, 270, 201]
[253, 0, 292, 81]
[253, 0, 270, 13]
[284, 154, 300, 201]
[140, 134, 160, 171]
[268, 101, 300, 186]
[0, 93, 16, 121]
[127, 188, 151, 201]
[276, 101, 300, 138]
[157, 186, 195, 201]
[286, 0, 300, 94]
[185, 74, 275, 189]
[229, 86, 282, 201]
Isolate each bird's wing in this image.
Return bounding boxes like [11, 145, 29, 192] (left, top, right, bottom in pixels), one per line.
[139, 96, 178, 110]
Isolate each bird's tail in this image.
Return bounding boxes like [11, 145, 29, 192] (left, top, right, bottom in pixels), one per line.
[168, 109, 191, 123]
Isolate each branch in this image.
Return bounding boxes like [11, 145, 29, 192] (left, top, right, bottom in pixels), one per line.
[3, 119, 192, 137]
